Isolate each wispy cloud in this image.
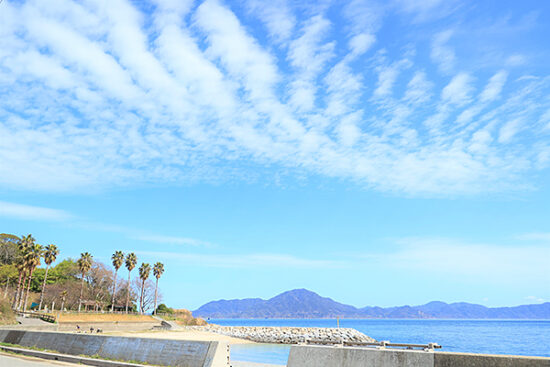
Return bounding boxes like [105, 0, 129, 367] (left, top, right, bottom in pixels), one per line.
[137, 251, 341, 269]
[374, 237, 550, 284]
[0, 201, 73, 221]
[131, 234, 212, 247]
[0, 0, 549, 196]
[431, 30, 456, 74]
[515, 232, 550, 241]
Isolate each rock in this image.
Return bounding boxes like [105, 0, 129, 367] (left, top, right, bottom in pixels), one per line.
[185, 325, 375, 345]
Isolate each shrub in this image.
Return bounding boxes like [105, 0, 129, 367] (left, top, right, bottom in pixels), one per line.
[0, 299, 16, 325]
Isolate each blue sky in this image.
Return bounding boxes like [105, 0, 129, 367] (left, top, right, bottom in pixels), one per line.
[1, 0, 549, 310]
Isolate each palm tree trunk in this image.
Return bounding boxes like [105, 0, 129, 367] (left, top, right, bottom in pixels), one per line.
[111, 269, 118, 312]
[125, 271, 131, 313]
[18, 273, 28, 310]
[23, 268, 34, 311]
[153, 278, 159, 315]
[39, 265, 50, 311]
[140, 279, 145, 314]
[12, 271, 23, 308]
[78, 275, 85, 312]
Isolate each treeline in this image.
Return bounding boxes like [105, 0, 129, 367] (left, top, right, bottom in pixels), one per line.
[0, 233, 165, 314]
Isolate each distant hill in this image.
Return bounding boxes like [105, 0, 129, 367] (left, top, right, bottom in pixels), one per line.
[193, 289, 550, 319]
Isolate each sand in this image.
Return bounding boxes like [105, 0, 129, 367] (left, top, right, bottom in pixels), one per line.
[108, 329, 254, 344]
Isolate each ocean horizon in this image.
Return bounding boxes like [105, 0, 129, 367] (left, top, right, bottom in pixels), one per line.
[213, 318, 550, 365]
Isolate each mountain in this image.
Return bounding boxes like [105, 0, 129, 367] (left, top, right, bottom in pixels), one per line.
[194, 289, 363, 318]
[193, 289, 550, 319]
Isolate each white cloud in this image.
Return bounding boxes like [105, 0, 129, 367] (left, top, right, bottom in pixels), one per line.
[498, 118, 522, 143]
[431, 30, 455, 74]
[246, 0, 295, 43]
[480, 70, 508, 102]
[348, 33, 376, 57]
[374, 66, 399, 97]
[0, 201, 73, 221]
[442, 72, 474, 105]
[404, 71, 433, 104]
[525, 296, 546, 303]
[0, 0, 549, 197]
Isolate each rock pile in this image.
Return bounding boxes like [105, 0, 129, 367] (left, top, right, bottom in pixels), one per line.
[186, 325, 376, 344]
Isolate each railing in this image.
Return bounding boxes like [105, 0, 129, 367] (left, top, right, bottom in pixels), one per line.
[306, 339, 442, 351]
[54, 310, 144, 315]
[16, 311, 56, 323]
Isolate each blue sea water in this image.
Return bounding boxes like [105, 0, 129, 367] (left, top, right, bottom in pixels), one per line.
[211, 318, 550, 365]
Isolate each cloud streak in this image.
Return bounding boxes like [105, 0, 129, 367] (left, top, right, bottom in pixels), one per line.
[137, 250, 342, 269]
[368, 237, 550, 285]
[0, 201, 73, 221]
[0, 0, 549, 196]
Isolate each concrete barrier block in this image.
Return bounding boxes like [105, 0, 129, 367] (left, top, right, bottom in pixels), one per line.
[434, 352, 550, 367]
[288, 345, 434, 367]
[1, 330, 26, 345]
[19, 331, 42, 347]
[44, 332, 76, 354]
[67, 334, 104, 356]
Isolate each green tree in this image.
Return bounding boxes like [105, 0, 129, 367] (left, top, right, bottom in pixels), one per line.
[152, 262, 164, 315]
[52, 259, 80, 282]
[155, 303, 173, 315]
[22, 242, 43, 311]
[110, 251, 124, 312]
[77, 252, 93, 312]
[39, 244, 59, 311]
[138, 263, 150, 314]
[124, 253, 137, 313]
[0, 233, 21, 265]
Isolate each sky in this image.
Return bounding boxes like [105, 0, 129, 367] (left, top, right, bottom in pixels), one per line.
[0, 0, 549, 310]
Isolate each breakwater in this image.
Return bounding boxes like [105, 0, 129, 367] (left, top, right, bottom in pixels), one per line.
[189, 325, 375, 344]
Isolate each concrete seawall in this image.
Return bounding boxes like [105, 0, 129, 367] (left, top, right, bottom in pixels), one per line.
[287, 345, 550, 367]
[0, 329, 229, 367]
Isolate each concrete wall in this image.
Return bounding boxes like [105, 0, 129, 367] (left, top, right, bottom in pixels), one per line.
[434, 352, 550, 367]
[287, 345, 550, 367]
[57, 321, 161, 332]
[0, 329, 229, 367]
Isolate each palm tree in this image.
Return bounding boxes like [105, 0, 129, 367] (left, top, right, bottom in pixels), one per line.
[124, 253, 137, 313]
[138, 263, 150, 314]
[12, 257, 26, 308]
[110, 250, 124, 312]
[13, 234, 33, 308]
[152, 262, 164, 315]
[77, 252, 93, 312]
[39, 244, 59, 311]
[22, 242, 43, 311]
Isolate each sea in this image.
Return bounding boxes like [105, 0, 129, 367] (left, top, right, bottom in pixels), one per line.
[210, 318, 550, 365]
